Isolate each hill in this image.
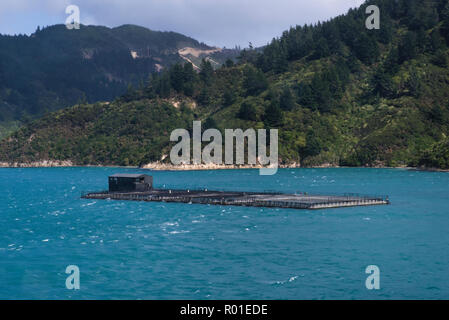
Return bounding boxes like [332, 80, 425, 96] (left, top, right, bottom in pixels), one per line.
[2, 0, 449, 169]
[0, 24, 239, 137]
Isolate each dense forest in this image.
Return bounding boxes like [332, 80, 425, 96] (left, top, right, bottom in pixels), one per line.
[2, 0, 449, 169]
[0, 24, 239, 137]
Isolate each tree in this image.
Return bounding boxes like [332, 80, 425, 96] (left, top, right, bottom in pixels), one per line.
[432, 50, 448, 67]
[238, 43, 259, 65]
[384, 47, 400, 74]
[182, 63, 197, 96]
[122, 84, 138, 102]
[398, 32, 417, 63]
[197, 87, 210, 106]
[243, 65, 268, 96]
[370, 68, 395, 98]
[312, 38, 330, 59]
[353, 33, 379, 65]
[223, 87, 236, 106]
[407, 67, 421, 98]
[429, 30, 443, 53]
[441, 3, 449, 44]
[300, 131, 322, 158]
[238, 101, 258, 121]
[200, 59, 214, 84]
[170, 63, 185, 92]
[224, 59, 234, 68]
[279, 87, 295, 111]
[203, 117, 218, 130]
[156, 72, 171, 98]
[264, 100, 283, 126]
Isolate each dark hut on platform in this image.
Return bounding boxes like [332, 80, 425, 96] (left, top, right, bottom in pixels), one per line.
[108, 174, 153, 192]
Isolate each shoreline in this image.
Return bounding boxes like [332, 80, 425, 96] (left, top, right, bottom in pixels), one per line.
[1, 160, 448, 172]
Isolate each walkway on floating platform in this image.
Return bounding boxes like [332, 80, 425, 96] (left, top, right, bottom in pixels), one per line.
[81, 189, 389, 210]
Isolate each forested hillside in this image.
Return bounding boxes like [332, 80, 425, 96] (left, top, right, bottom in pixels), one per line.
[2, 0, 449, 169]
[0, 24, 238, 137]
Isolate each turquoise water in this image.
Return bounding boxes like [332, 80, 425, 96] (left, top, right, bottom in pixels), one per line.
[0, 167, 448, 299]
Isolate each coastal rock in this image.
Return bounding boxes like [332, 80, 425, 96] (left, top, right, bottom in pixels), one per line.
[0, 160, 74, 168]
[141, 162, 301, 171]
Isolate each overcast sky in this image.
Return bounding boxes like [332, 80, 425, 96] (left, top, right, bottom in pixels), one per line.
[0, 0, 365, 48]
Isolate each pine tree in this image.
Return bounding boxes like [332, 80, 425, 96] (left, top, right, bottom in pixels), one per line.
[200, 59, 214, 84]
[384, 47, 400, 74]
[398, 32, 417, 63]
[432, 50, 448, 67]
[157, 73, 171, 98]
[170, 63, 185, 92]
[224, 59, 234, 68]
[238, 101, 258, 121]
[182, 63, 197, 96]
[223, 87, 236, 106]
[264, 100, 283, 126]
[441, 3, 449, 44]
[203, 117, 218, 130]
[243, 65, 268, 96]
[370, 68, 395, 98]
[407, 67, 421, 98]
[353, 33, 379, 65]
[197, 87, 210, 106]
[279, 87, 295, 111]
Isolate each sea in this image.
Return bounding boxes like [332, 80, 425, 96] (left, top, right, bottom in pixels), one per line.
[0, 167, 448, 299]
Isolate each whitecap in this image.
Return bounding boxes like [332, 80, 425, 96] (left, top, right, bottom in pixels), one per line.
[162, 221, 179, 227]
[168, 230, 190, 234]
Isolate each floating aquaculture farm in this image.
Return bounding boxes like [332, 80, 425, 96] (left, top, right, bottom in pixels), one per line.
[81, 174, 390, 210]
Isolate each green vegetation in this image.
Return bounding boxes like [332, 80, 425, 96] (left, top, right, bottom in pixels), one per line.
[0, 24, 239, 134]
[0, 100, 194, 166]
[2, 0, 449, 169]
[419, 138, 449, 169]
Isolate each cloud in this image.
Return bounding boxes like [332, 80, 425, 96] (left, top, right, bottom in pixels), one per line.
[0, 0, 365, 47]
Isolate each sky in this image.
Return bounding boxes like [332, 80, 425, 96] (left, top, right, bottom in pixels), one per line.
[0, 0, 365, 48]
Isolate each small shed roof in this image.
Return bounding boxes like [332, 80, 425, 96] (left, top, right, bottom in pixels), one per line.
[109, 173, 150, 178]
